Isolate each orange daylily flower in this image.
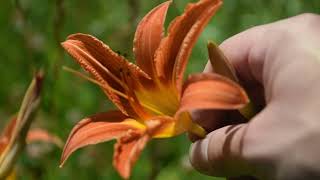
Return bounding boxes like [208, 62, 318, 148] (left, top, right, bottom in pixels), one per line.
[0, 72, 62, 179]
[60, 0, 248, 179]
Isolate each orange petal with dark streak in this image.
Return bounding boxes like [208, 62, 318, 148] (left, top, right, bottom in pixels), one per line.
[155, 0, 222, 89]
[113, 134, 149, 179]
[60, 111, 145, 167]
[133, 1, 171, 77]
[177, 73, 249, 116]
[65, 34, 149, 80]
[61, 34, 150, 116]
[174, 0, 222, 91]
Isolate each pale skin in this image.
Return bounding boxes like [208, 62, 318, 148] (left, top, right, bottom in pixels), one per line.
[189, 13, 320, 180]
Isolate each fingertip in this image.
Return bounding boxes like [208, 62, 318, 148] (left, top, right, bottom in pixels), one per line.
[189, 123, 251, 178]
[189, 137, 212, 175]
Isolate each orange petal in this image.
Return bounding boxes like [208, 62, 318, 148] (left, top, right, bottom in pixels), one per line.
[60, 111, 146, 167]
[207, 41, 238, 82]
[61, 34, 149, 116]
[113, 134, 148, 179]
[26, 129, 63, 148]
[177, 73, 249, 116]
[155, 0, 222, 89]
[64, 34, 149, 80]
[133, 1, 171, 77]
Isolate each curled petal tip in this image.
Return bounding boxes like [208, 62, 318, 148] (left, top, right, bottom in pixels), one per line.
[60, 41, 66, 46]
[60, 41, 71, 51]
[66, 33, 86, 40]
[59, 157, 67, 168]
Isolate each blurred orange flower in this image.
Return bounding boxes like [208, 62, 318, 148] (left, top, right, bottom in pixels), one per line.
[60, 0, 248, 179]
[0, 72, 62, 179]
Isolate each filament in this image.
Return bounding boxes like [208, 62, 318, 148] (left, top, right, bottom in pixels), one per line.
[69, 43, 128, 90]
[88, 58, 128, 91]
[63, 66, 166, 116]
[63, 66, 128, 99]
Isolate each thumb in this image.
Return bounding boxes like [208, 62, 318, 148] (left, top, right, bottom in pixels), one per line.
[189, 123, 254, 178]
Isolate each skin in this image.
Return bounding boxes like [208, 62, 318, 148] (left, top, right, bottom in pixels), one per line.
[189, 13, 320, 180]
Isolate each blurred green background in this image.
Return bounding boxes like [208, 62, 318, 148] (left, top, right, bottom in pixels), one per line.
[0, 0, 319, 179]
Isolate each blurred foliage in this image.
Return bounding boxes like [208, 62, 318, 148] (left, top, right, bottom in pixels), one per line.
[0, 0, 319, 179]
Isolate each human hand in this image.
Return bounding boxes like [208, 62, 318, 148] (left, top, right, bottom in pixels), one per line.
[189, 13, 320, 180]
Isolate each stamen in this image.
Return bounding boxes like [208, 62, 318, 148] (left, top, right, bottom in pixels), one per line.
[89, 58, 128, 91]
[68, 43, 128, 90]
[120, 70, 150, 119]
[121, 70, 167, 116]
[140, 103, 165, 116]
[63, 66, 129, 99]
[63, 66, 165, 116]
